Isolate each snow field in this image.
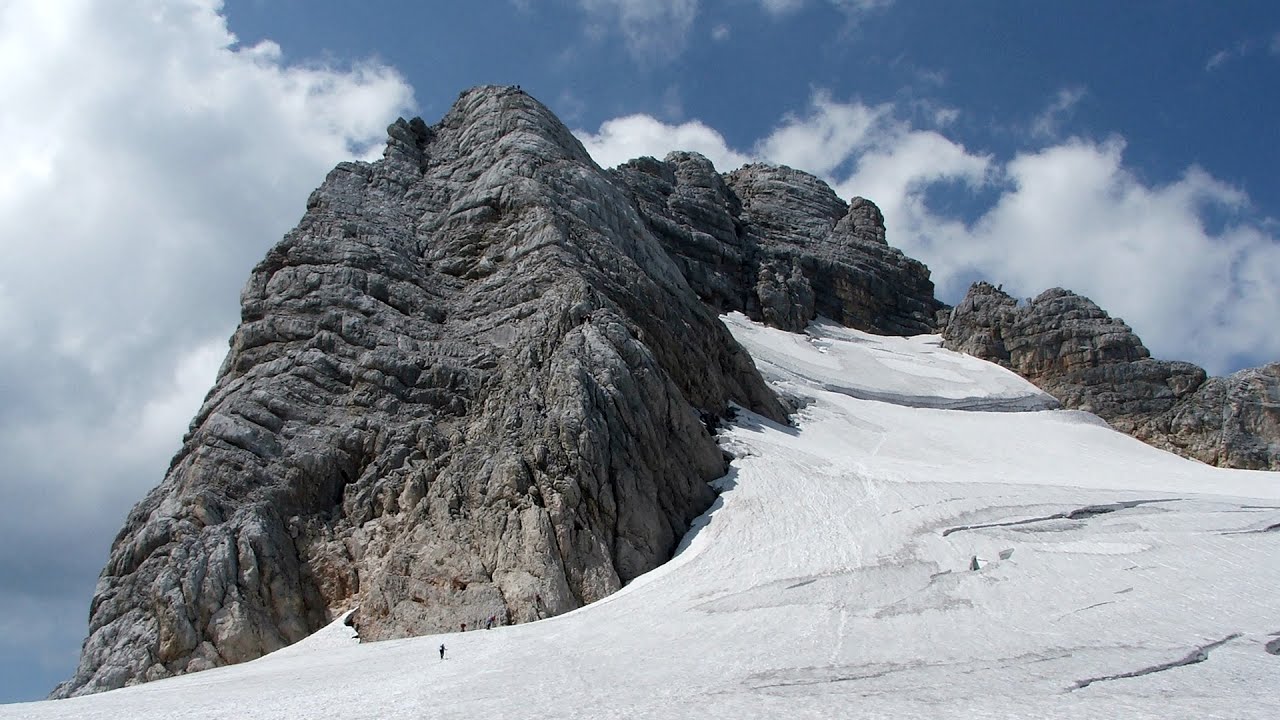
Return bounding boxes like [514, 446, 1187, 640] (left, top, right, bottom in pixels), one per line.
[7, 314, 1277, 719]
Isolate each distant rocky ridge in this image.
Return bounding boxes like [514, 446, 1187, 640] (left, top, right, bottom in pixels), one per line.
[56, 85, 1277, 699]
[942, 282, 1280, 470]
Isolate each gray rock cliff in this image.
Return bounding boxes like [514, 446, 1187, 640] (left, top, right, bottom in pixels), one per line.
[55, 86, 785, 697]
[611, 152, 942, 335]
[942, 282, 1280, 470]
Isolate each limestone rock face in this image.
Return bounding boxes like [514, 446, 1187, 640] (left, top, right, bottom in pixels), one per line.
[611, 152, 942, 335]
[55, 86, 785, 698]
[942, 282, 1280, 469]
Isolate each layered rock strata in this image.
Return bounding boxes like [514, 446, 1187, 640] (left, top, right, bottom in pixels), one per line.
[612, 152, 942, 335]
[942, 282, 1280, 470]
[55, 86, 785, 697]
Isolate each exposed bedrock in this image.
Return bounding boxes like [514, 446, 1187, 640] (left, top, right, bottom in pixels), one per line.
[55, 86, 785, 697]
[611, 151, 943, 335]
[942, 282, 1280, 470]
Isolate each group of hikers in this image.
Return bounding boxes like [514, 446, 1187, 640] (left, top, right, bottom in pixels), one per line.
[439, 614, 501, 659]
[457, 614, 499, 633]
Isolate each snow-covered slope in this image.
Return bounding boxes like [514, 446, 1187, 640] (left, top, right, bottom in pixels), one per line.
[10, 314, 1279, 719]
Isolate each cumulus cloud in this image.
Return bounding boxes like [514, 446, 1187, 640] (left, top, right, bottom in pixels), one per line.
[577, 0, 699, 63]
[0, 0, 412, 699]
[575, 91, 1279, 375]
[576, 114, 751, 170]
[756, 92, 892, 175]
[920, 142, 1280, 375]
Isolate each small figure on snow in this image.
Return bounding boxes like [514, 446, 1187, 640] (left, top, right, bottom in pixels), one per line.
[486, 615, 494, 630]
[460, 622, 467, 632]
[969, 555, 980, 571]
[439, 644, 446, 660]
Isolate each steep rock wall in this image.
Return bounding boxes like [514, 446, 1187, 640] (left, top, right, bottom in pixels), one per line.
[611, 152, 942, 335]
[55, 86, 785, 697]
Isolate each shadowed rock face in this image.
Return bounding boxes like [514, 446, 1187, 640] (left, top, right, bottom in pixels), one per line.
[611, 152, 942, 335]
[55, 86, 786, 698]
[942, 282, 1280, 470]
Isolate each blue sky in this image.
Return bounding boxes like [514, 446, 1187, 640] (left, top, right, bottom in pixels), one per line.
[223, 0, 1280, 220]
[0, 0, 1277, 704]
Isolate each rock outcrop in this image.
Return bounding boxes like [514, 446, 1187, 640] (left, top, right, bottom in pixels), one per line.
[611, 152, 942, 335]
[55, 86, 786, 698]
[942, 282, 1280, 470]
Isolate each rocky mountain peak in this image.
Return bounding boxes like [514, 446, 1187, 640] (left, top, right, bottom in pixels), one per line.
[838, 196, 888, 245]
[383, 86, 594, 170]
[613, 153, 942, 335]
[943, 282, 1280, 469]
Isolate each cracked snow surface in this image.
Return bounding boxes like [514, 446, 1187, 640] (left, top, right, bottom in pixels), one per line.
[1070, 634, 1242, 690]
[940, 499, 1180, 536]
[8, 315, 1279, 720]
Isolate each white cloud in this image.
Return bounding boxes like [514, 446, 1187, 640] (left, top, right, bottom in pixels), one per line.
[756, 92, 891, 174]
[132, 338, 229, 463]
[576, 114, 751, 170]
[711, 22, 731, 41]
[577, 0, 699, 62]
[922, 142, 1276, 375]
[1030, 86, 1086, 139]
[837, 130, 989, 223]
[576, 90, 1279, 375]
[0, 0, 413, 695]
